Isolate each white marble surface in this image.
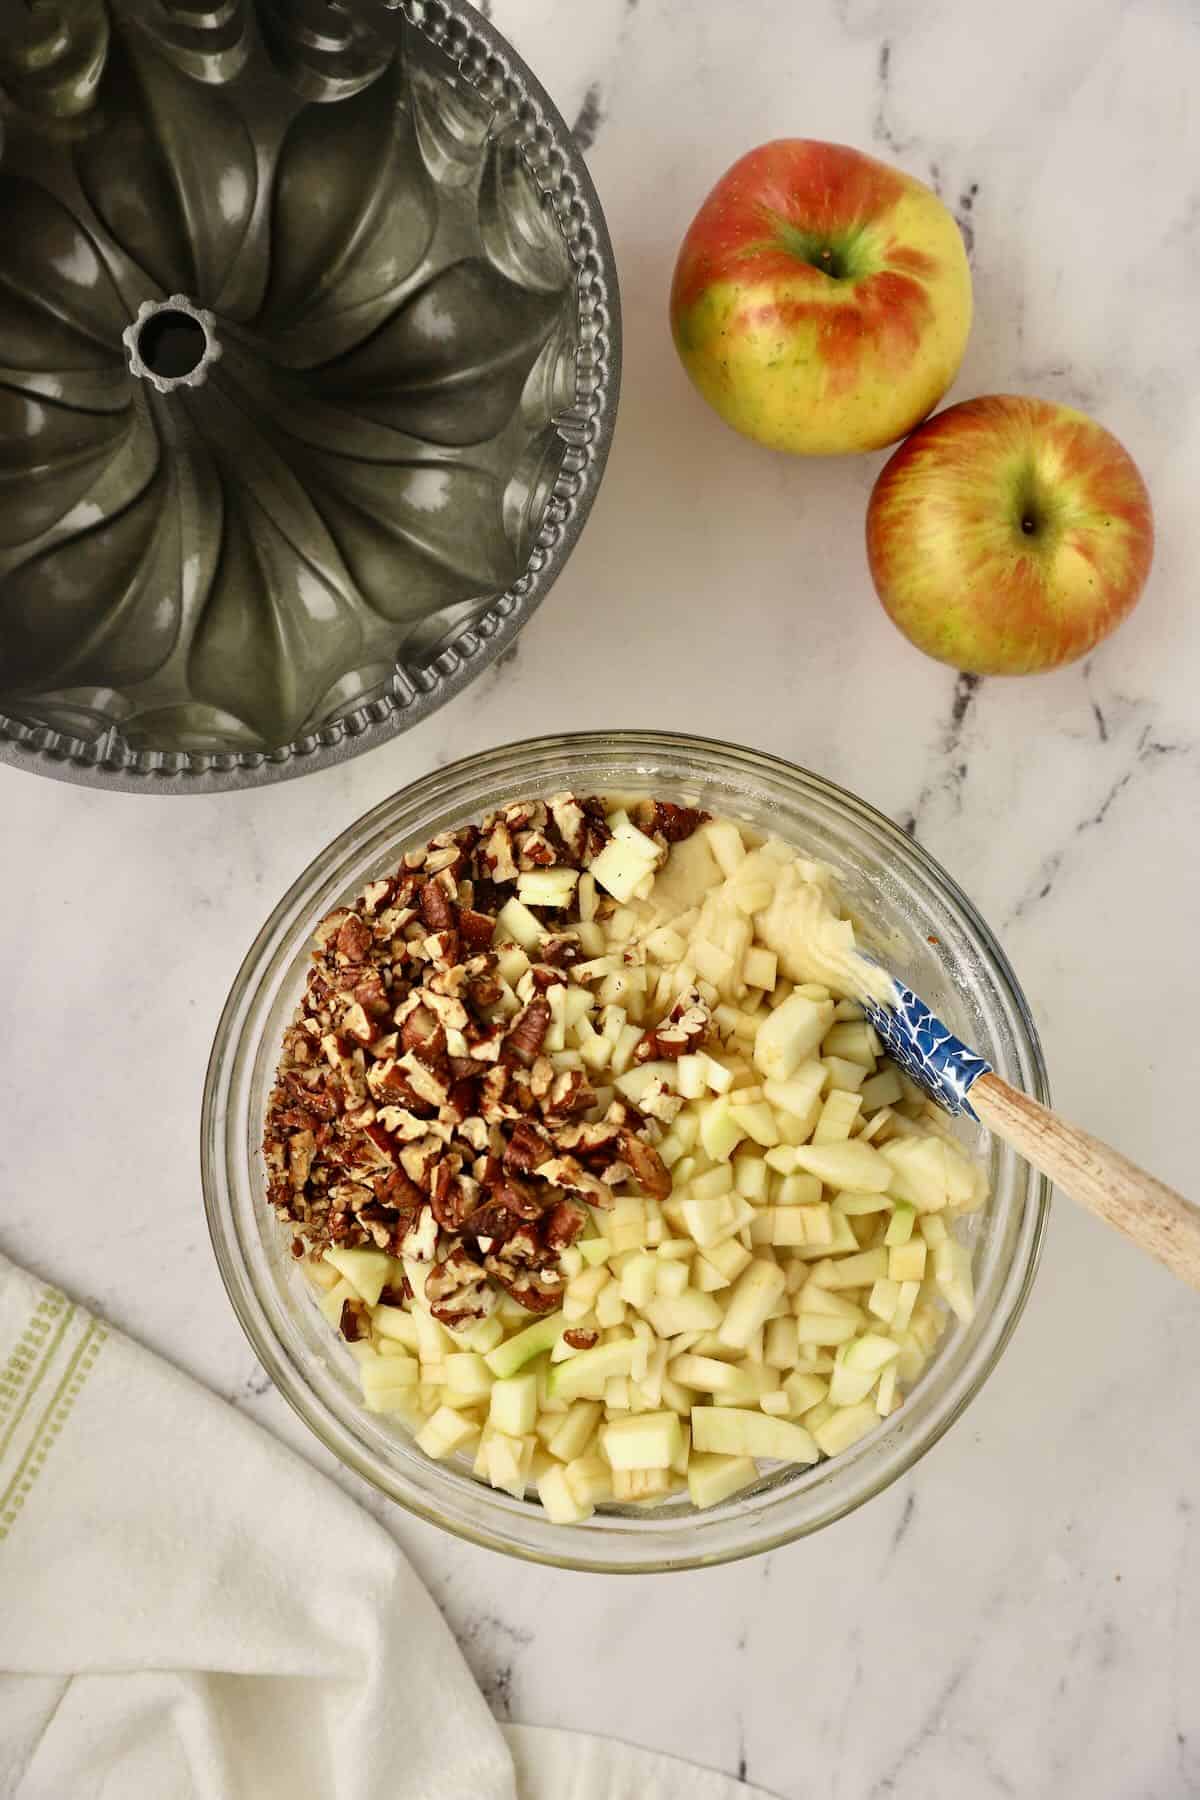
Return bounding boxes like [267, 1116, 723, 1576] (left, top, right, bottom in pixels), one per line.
[5, 0, 1200, 1794]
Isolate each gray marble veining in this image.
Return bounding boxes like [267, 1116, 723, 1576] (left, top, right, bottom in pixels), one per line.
[2, 1, 1198, 1795]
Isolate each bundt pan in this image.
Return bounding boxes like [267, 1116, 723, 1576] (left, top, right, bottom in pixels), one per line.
[0, 0, 619, 790]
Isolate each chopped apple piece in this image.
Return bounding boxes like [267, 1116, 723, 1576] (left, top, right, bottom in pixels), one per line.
[811, 1089, 863, 1144]
[489, 1371, 538, 1438]
[691, 1406, 819, 1464]
[547, 1400, 603, 1463]
[537, 1463, 594, 1523]
[888, 1240, 927, 1283]
[687, 1453, 758, 1509]
[485, 1312, 564, 1378]
[789, 1139, 891, 1193]
[600, 1410, 683, 1471]
[812, 1401, 879, 1457]
[546, 1337, 637, 1401]
[753, 993, 835, 1083]
[416, 1406, 480, 1461]
[644, 1291, 724, 1336]
[719, 1259, 787, 1349]
[444, 1352, 494, 1404]
[324, 1247, 394, 1308]
[517, 867, 579, 908]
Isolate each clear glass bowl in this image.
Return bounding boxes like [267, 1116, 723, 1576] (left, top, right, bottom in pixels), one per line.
[202, 732, 1050, 1572]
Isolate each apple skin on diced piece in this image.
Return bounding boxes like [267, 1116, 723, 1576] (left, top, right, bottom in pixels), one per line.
[546, 1338, 637, 1402]
[485, 1312, 565, 1379]
[691, 1407, 819, 1465]
[489, 1370, 539, 1437]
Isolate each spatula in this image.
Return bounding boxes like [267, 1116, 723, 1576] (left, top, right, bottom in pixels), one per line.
[859, 976, 1200, 1290]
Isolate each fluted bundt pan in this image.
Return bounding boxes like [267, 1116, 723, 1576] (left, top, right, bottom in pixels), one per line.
[0, 0, 619, 790]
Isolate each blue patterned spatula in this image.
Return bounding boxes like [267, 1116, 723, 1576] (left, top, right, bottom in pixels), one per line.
[859, 975, 1200, 1290]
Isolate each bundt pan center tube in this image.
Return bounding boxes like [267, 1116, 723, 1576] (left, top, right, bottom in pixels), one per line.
[0, 0, 620, 790]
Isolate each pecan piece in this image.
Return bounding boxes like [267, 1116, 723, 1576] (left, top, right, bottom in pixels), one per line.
[353, 968, 391, 1018]
[504, 1118, 553, 1175]
[636, 799, 709, 844]
[426, 1245, 494, 1330]
[563, 1328, 598, 1351]
[339, 1298, 368, 1342]
[504, 996, 551, 1067]
[488, 1171, 546, 1221]
[634, 989, 710, 1064]
[430, 1163, 481, 1232]
[335, 913, 372, 964]
[484, 1227, 564, 1315]
[619, 1131, 672, 1200]
[420, 879, 458, 935]
[540, 1199, 586, 1252]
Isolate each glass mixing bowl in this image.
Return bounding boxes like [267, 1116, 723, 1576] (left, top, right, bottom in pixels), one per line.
[202, 732, 1050, 1571]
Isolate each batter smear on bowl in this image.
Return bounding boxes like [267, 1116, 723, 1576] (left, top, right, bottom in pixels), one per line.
[264, 796, 989, 1521]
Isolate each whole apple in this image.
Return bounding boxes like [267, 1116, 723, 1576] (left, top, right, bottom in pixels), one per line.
[866, 395, 1154, 675]
[669, 139, 972, 456]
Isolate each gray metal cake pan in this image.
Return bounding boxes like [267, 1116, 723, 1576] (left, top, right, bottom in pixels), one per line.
[0, 0, 620, 791]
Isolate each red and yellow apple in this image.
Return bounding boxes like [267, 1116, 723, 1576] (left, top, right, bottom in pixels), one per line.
[866, 395, 1154, 674]
[669, 139, 972, 456]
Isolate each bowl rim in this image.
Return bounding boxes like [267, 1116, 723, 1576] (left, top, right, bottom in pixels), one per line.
[0, 0, 622, 794]
[202, 730, 1051, 1570]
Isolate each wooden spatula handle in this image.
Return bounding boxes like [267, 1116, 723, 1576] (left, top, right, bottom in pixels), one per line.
[971, 1071, 1200, 1290]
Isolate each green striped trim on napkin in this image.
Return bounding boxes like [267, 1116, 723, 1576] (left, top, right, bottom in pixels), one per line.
[0, 1283, 106, 1545]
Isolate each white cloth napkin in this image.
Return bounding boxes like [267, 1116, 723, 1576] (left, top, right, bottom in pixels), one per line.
[0, 1254, 778, 1800]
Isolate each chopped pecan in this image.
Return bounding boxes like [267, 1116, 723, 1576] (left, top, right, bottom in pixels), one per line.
[619, 1131, 672, 1200]
[504, 996, 551, 1067]
[540, 1199, 586, 1252]
[479, 820, 518, 883]
[420, 879, 458, 935]
[636, 799, 709, 844]
[528, 962, 569, 991]
[426, 1245, 495, 1329]
[430, 1163, 480, 1232]
[484, 1228, 564, 1315]
[488, 1171, 546, 1221]
[339, 1298, 368, 1342]
[504, 1118, 553, 1175]
[515, 827, 558, 869]
[537, 1154, 614, 1207]
[335, 913, 372, 964]
[353, 968, 391, 1018]
[563, 1327, 598, 1351]
[634, 989, 711, 1063]
[541, 1069, 594, 1122]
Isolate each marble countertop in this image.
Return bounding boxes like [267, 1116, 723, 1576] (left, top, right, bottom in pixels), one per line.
[5, 0, 1200, 1793]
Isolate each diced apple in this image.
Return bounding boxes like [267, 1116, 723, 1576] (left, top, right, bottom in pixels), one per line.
[643, 1291, 723, 1336]
[810, 1247, 889, 1290]
[876, 1364, 899, 1417]
[546, 1337, 637, 1401]
[794, 1311, 859, 1346]
[934, 1239, 976, 1323]
[888, 1240, 927, 1284]
[789, 1140, 891, 1193]
[718, 1259, 787, 1349]
[753, 993, 835, 1083]
[616, 1252, 655, 1309]
[699, 1094, 748, 1163]
[671, 1353, 758, 1400]
[486, 1431, 535, 1498]
[729, 1099, 781, 1148]
[485, 1312, 564, 1378]
[324, 1247, 394, 1308]
[743, 945, 778, 990]
[547, 1399, 603, 1463]
[880, 1137, 950, 1212]
[821, 1021, 879, 1067]
[489, 1370, 538, 1437]
[687, 1453, 758, 1510]
[811, 1089, 863, 1144]
[517, 867, 579, 908]
[891, 1279, 920, 1333]
[590, 836, 657, 904]
[655, 1258, 690, 1299]
[416, 1406, 480, 1461]
[600, 1410, 683, 1471]
[867, 1279, 901, 1324]
[495, 896, 544, 952]
[372, 1304, 419, 1349]
[691, 1406, 819, 1465]
[444, 1352, 494, 1404]
[812, 1401, 880, 1457]
[594, 1280, 627, 1329]
[703, 818, 747, 876]
[860, 1067, 904, 1112]
[884, 1202, 916, 1246]
[782, 1370, 829, 1414]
